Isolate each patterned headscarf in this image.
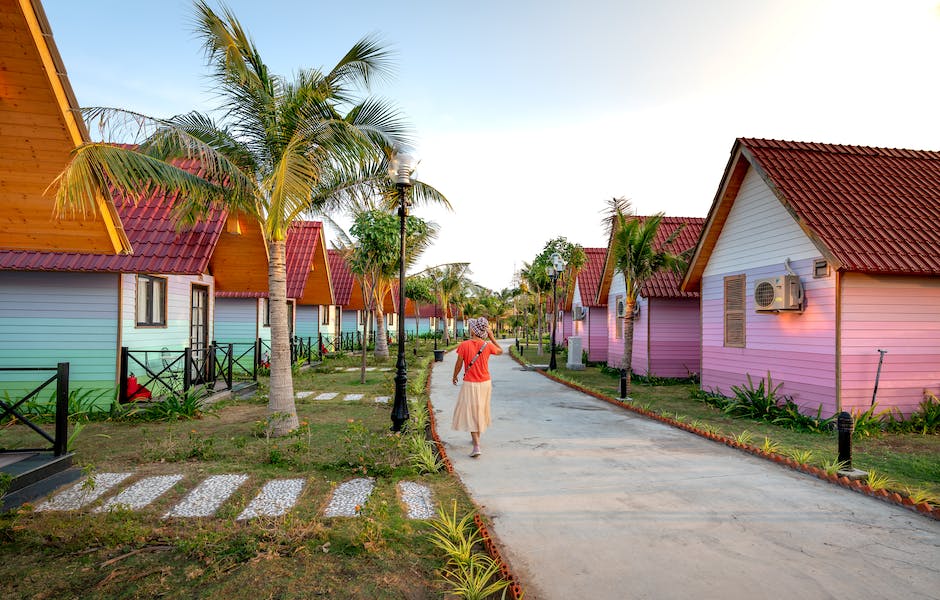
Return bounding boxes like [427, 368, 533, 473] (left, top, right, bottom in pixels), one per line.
[468, 317, 489, 338]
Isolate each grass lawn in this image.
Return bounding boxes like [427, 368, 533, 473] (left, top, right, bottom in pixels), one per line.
[518, 347, 940, 501]
[0, 346, 476, 600]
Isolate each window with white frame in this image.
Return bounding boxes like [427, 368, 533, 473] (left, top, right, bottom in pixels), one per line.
[136, 275, 167, 327]
[321, 305, 330, 325]
[262, 298, 270, 327]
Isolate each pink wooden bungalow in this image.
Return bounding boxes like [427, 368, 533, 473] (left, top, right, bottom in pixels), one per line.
[566, 248, 608, 363]
[681, 138, 940, 416]
[598, 217, 705, 379]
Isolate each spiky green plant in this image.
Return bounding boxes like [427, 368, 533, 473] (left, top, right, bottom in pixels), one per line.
[425, 501, 480, 568]
[865, 470, 892, 491]
[760, 437, 780, 454]
[733, 430, 754, 445]
[407, 434, 442, 474]
[821, 458, 848, 476]
[443, 553, 511, 600]
[784, 448, 814, 464]
[902, 486, 939, 506]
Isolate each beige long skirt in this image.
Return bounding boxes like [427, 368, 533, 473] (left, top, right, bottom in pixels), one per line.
[452, 380, 492, 433]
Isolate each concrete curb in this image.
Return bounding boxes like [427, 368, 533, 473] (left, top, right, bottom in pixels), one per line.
[510, 349, 940, 522]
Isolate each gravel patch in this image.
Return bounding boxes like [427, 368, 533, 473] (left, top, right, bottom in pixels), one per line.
[237, 478, 306, 520]
[344, 393, 364, 401]
[315, 392, 338, 400]
[323, 478, 375, 517]
[398, 481, 435, 520]
[295, 391, 315, 398]
[164, 474, 248, 518]
[36, 472, 132, 511]
[94, 474, 183, 512]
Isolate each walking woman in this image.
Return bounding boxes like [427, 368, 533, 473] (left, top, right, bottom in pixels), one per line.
[452, 317, 503, 457]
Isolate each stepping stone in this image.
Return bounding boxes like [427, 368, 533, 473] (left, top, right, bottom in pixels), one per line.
[94, 474, 183, 513]
[164, 474, 248, 518]
[237, 478, 305, 520]
[398, 481, 435, 520]
[364, 367, 377, 372]
[374, 396, 390, 404]
[36, 472, 133, 511]
[344, 367, 359, 372]
[295, 391, 315, 398]
[343, 394, 364, 401]
[315, 392, 338, 400]
[323, 478, 374, 517]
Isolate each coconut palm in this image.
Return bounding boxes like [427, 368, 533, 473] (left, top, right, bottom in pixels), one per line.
[422, 263, 471, 345]
[604, 197, 686, 396]
[52, 1, 409, 436]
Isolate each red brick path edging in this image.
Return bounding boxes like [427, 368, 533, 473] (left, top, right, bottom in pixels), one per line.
[510, 350, 940, 521]
[426, 358, 526, 599]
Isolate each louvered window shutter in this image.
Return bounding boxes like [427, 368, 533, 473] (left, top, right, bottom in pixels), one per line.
[724, 275, 745, 348]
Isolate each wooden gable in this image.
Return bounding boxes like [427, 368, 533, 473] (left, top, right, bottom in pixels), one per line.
[297, 226, 334, 305]
[0, 0, 130, 254]
[208, 213, 269, 292]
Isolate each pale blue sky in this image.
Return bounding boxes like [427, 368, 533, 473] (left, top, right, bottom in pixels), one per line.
[44, 0, 940, 290]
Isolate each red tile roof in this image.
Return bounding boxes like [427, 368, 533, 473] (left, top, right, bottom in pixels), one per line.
[327, 249, 355, 305]
[576, 248, 607, 307]
[739, 138, 940, 275]
[285, 222, 323, 299]
[0, 158, 226, 274]
[640, 217, 704, 298]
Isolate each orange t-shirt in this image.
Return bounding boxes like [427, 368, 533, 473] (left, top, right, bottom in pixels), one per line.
[457, 339, 495, 382]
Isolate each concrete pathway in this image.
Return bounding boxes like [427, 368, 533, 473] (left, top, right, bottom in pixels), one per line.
[430, 341, 940, 600]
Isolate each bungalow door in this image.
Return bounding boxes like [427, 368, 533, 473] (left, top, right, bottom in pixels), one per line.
[191, 285, 210, 384]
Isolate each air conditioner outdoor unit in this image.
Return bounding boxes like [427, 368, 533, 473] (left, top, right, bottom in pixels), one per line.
[572, 306, 586, 320]
[754, 275, 804, 312]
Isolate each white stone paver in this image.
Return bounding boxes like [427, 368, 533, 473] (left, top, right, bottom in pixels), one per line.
[315, 392, 338, 400]
[323, 478, 375, 517]
[94, 474, 183, 513]
[295, 391, 315, 398]
[237, 478, 306, 520]
[36, 472, 133, 511]
[398, 481, 435, 520]
[164, 474, 248, 518]
[344, 367, 359, 372]
[343, 393, 364, 401]
[374, 396, 390, 404]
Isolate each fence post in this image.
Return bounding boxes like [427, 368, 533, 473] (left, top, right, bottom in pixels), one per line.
[306, 336, 312, 365]
[53, 362, 69, 456]
[183, 347, 192, 392]
[226, 343, 233, 390]
[254, 337, 261, 380]
[118, 346, 129, 404]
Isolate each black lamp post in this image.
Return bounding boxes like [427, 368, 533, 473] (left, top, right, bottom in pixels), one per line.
[546, 252, 566, 371]
[390, 153, 414, 432]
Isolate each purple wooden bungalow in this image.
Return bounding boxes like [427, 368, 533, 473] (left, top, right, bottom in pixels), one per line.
[598, 217, 705, 379]
[566, 248, 608, 363]
[681, 138, 940, 416]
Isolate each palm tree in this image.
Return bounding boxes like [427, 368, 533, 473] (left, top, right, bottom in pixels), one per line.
[520, 261, 550, 354]
[52, 1, 409, 436]
[604, 197, 686, 396]
[422, 263, 471, 345]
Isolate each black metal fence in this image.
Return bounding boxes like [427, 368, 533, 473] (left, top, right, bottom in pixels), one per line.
[119, 344, 234, 404]
[0, 363, 69, 456]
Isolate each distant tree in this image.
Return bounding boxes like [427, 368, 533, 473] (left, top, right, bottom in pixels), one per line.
[604, 197, 686, 396]
[422, 263, 471, 345]
[404, 275, 435, 346]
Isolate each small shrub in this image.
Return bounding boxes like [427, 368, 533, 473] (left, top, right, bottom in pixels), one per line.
[852, 405, 887, 437]
[783, 448, 813, 465]
[902, 486, 938, 507]
[407, 434, 442, 474]
[732, 430, 753, 446]
[865, 470, 892, 491]
[760, 437, 780, 454]
[909, 391, 940, 434]
[821, 458, 848, 476]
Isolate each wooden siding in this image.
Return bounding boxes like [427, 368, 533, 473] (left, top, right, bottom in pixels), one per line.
[840, 273, 940, 415]
[605, 272, 626, 367]
[0, 0, 130, 254]
[702, 167, 823, 278]
[214, 298, 262, 345]
[699, 167, 839, 414]
[0, 271, 118, 389]
[120, 273, 214, 351]
[295, 304, 320, 340]
[647, 298, 700, 378]
[585, 306, 608, 363]
[208, 214, 268, 293]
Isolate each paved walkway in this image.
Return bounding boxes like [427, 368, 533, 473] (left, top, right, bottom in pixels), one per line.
[430, 341, 940, 600]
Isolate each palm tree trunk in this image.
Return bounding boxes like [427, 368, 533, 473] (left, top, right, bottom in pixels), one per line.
[622, 298, 636, 396]
[267, 239, 298, 436]
[441, 297, 451, 345]
[374, 308, 389, 359]
[537, 293, 544, 355]
[360, 309, 368, 384]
